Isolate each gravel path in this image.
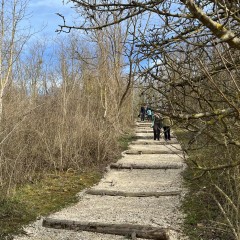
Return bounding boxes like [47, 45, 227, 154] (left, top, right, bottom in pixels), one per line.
[15, 122, 188, 240]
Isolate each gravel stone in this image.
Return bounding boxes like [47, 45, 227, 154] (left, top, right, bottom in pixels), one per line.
[14, 122, 188, 240]
[91, 169, 183, 192]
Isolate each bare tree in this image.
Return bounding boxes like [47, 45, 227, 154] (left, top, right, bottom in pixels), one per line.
[58, 0, 240, 159]
[57, 1, 240, 238]
[0, 0, 30, 123]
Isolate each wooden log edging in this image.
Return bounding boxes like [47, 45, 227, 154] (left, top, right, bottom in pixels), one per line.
[42, 218, 170, 240]
[131, 141, 179, 145]
[85, 189, 181, 197]
[133, 136, 176, 140]
[135, 130, 154, 133]
[125, 150, 182, 155]
[110, 163, 183, 170]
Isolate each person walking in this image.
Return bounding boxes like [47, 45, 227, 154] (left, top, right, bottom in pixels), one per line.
[140, 106, 146, 121]
[147, 108, 152, 121]
[162, 115, 172, 141]
[152, 112, 163, 140]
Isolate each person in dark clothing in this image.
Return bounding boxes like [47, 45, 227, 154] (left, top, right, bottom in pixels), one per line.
[140, 106, 146, 121]
[152, 112, 163, 140]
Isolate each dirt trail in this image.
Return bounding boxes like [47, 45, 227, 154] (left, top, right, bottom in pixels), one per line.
[15, 122, 187, 240]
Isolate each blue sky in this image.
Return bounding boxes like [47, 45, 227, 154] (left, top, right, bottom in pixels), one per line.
[27, 0, 76, 38]
[18, 0, 78, 67]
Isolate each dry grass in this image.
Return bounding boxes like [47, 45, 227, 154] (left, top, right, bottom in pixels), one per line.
[0, 75, 133, 195]
[0, 89, 134, 238]
[176, 128, 239, 240]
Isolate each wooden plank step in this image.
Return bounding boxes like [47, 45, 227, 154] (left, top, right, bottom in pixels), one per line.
[134, 136, 176, 140]
[131, 141, 179, 145]
[110, 163, 183, 170]
[86, 189, 181, 197]
[135, 130, 154, 133]
[125, 150, 181, 154]
[42, 219, 170, 240]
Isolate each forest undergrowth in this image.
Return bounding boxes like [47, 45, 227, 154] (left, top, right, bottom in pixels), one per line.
[0, 50, 135, 239]
[176, 129, 239, 240]
[0, 128, 133, 239]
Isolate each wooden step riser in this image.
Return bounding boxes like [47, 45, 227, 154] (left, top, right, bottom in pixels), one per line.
[125, 151, 182, 155]
[110, 163, 183, 170]
[42, 219, 170, 240]
[86, 189, 181, 197]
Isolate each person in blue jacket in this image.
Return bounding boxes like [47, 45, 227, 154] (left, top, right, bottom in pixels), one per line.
[147, 108, 152, 121]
